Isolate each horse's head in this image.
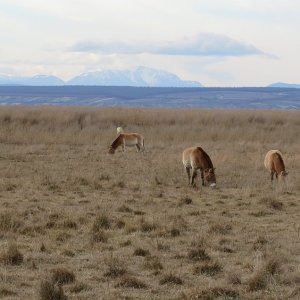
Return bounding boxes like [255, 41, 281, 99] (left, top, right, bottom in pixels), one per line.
[279, 170, 288, 180]
[204, 168, 216, 187]
[108, 147, 115, 154]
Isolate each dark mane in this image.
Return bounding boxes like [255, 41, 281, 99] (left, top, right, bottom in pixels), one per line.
[197, 147, 214, 168]
[274, 152, 285, 170]
[110, 135, 122, 149]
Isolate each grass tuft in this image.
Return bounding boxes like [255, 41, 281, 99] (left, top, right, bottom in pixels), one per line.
[188, 248, 211, 262]
[50, 268, 75, 285]
[92, 213, 112, 230]
[90, 213, 111, 244]
[259, 197, 283, 210]
[209, 222, 232, 235]
[193, 261, 222, 276]
[0, 288, 17, 297]
[0, 212, 21, 232]
[0, 243, 24, 265]
[133, 247, 150, 257]
[104, 256, 127, 278]
[144, 256, 163, 271]
[179, 196, 193, 206]
[159, 273, 183, 285]
[140, 219, 157, 232]
[39, 279, 67, 300]
[247, 271, 266, 291]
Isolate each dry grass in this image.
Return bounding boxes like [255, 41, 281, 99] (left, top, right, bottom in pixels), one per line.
[0, 106, 299, 299]
[0, 243, 23, 265]
[50, 268, 76, 285]
[39, 279, 67, 300]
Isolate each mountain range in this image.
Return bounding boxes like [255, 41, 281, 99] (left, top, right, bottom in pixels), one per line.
[0, 66, 202, 87]
[1, 67, 299, 89]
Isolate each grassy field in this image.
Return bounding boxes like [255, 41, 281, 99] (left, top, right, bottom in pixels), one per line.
[0, 106, 299, 300]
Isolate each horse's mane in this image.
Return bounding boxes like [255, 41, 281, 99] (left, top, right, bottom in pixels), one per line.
[111, 135, 122, 149]
[197, 147, 214, 168]
[273, 152, 285, 170]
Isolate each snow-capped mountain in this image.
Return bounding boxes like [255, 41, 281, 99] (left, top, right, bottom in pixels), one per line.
[0, 67, 202, 87]
[67, 66, 202, 87]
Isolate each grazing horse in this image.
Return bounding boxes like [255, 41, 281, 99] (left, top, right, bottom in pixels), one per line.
[264, 150, 288, 181]
[109, 133, 145, 154]
[117, 127, 124, 135]
[182, 147, 216, 187]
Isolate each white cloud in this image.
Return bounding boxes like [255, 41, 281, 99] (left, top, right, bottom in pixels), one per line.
[70, 33, 264, 57]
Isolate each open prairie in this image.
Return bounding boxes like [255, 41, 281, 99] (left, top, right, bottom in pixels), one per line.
[0, 107, 299, 300]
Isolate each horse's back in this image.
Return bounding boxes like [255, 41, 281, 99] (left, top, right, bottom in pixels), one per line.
[182, 147, 195, 162]
[122, 132, 141, 137]
[264, 150, 283, 171]
[182, 147, 205, 168]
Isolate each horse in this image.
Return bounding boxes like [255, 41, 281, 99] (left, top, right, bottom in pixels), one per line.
[182, 146, 216, 187]
[117, 127, 124, 135]
[264, 150, 288, 181]
[108, 133, 145, 154]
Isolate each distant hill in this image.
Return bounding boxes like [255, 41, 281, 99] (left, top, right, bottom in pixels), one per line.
[0, 67, 202, 88]
[268, 82, 300, 89]
[67, 66, 202, 87]
[0, 75, 64, 86]
[22, 75, 65, 86]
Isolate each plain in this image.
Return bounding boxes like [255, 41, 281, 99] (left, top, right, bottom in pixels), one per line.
[0, 107, 299, 299]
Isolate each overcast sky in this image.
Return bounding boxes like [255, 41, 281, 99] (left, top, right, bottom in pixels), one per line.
[0, 0, 299, 86]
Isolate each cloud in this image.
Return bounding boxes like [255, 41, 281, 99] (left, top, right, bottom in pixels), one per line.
[69, 41, 146, 54]
[69, 33, 265, 57]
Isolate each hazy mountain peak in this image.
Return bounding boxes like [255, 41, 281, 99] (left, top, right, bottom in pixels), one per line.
[267, 82, 300, 89]
[0, 74, 65, 86]
[67, 66, 202, 87]
[24, 75, 65, 86]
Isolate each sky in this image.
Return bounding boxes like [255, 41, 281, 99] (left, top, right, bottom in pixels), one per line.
[0, 0, 299, 86]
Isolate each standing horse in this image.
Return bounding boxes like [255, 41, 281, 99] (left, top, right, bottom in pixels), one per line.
[264, 150, 288, 181]
[109, 133, 145, 154]
[182, 147, 216, 187]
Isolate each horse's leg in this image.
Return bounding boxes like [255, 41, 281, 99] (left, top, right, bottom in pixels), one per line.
[141, 139, 145, 152]
[200, 170, 205, 186]
[136, 144, 140, 152]
[185, 167, 191, 185]
[137, 139, 144, 152]
[191, 169, 197, 187]
[270, 171, 274, 181]
[142, 139, 145, 152]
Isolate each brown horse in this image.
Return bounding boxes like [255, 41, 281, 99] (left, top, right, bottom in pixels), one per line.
[264, 150, 288, 181]
[182, 147, 216, 187]
[109, 133, 145, 154]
